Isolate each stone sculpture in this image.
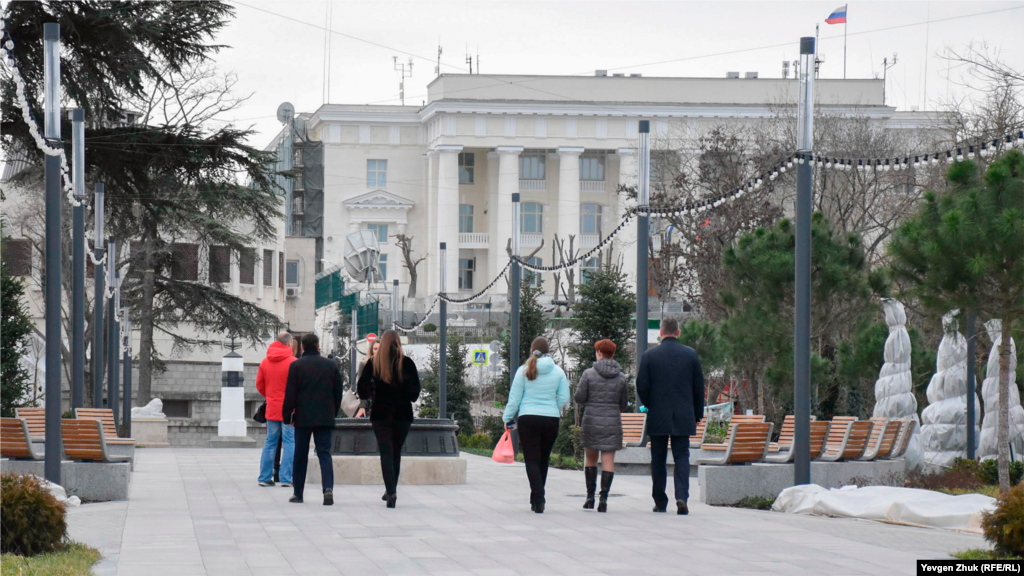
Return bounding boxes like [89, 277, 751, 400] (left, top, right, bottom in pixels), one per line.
[131, 398, 166, 419]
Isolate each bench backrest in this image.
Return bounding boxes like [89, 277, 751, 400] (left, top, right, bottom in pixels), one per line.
[842, 420, 874, 459]
[810, 421, 831, 457]
[0, 418, 36, 459]
[14, 407, 46, 439]
[621, 413, 646, 445]
[725, 422, 773, 464]
[61, 419, 107, 462]
[893, 418, 916, 457]
[825, 419, 854, 448]
[75, 408, 119, 439]
[876, 419, 902, 458]
[730, 414, 766, 425]
[867, 417, 889, 449]
[694, 417, 707, 442]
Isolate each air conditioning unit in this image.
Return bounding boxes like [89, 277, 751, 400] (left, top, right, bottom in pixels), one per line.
[286, 286, 300, 298]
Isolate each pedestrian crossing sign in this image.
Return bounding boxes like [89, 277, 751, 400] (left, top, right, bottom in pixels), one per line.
[472, 350, 488, 365]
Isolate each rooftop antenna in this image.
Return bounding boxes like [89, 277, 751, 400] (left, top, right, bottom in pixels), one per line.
[476, 45, 480, 74]
[436, 42, 442, 76]
[882, 54, 898, 106]
[465, 45, 472, 74]
[394, 56, 413, 105]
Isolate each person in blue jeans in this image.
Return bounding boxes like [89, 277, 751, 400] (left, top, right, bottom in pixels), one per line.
[257, 332, 297, 486]
[503, 337, 570, 513]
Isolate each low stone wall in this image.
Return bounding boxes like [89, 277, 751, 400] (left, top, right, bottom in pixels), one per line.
[1, 459, 132, 502]
[698, 459, 907, 506]
[169, 422, 267, 447]
[307, 455, 467, 485]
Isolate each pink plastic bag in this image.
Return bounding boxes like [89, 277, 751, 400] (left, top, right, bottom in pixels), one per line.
[492, 429, 515, 464]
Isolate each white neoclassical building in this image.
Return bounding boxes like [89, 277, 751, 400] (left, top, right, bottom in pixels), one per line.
[268, 72, 933, 312]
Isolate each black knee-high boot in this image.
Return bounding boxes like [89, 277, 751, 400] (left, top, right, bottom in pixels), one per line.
[598, 471, 614, 513]
[583, 467, 598, 510]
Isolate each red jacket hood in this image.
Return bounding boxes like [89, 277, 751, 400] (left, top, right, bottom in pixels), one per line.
[266, 341, 295, 362]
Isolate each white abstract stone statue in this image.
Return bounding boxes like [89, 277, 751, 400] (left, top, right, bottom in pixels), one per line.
[873, 299, 921, 469]
[919, 311, 980, 470]
[131, 398, 166, 419]
[977, 320, 1024, 461]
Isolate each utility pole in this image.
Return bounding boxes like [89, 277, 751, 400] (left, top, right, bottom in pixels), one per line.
[439, 243, 448, 420]
[882, 54, 898, 106]
[93, 184, 105, 409]
[71, 108, 86, 410]
[966, 310, 977, 460]
[793, 36, 817, 486]
[635, 120, 651, 412]
[42, 22, 62, 485]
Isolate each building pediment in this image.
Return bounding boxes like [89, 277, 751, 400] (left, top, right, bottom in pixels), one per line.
[344, 189, 415, 210]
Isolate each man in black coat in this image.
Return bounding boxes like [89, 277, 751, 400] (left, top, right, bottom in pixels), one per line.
[282, 332, 343, 505]
[636, 317, 705, 515]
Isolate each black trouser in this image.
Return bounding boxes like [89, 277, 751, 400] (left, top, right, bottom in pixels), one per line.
[649, 434, 690, 507]
[273, 438, 282, 482]
[293, 426, 334, 499]
[517, 415, 560, 503]
[372, 420, 413, 495]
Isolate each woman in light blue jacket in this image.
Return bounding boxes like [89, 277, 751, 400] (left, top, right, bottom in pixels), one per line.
[503, 337, 570, 513]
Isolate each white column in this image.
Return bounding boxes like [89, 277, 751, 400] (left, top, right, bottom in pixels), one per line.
[495, 146, 523, 296]
[230, 249, 240, 296]
[436, 145, 463, 295]
[486, 151, 500, 289]
[556, 146, 584, 296]
[426, 151, 439, 294]
[617, 148, 638, 289]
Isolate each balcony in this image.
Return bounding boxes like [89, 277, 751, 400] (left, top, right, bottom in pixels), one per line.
[581, 234, 599, 249]
[581, 180, 606, 192]
[521, 233, 543, 248]
[519, 179, 546, 192]
[459, 232, 489, 249]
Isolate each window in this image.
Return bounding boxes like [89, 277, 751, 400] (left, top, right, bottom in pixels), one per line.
[581, 203, 603, 235]
[162, 400, 190, 418]
[367, 223, 388, 243]
[171, 243, 199, 281]
[263, 249, 274, 286]
[579, 154, 605, 181]
[209, 246, 230, 283]
[2, 238, 32, 276]
[377, 254, 387, 281]
[286, 260, 300, 286]
[459, 204, 474, 233]
[458, 152, 474, 184]
[521, 202, 543, 234]
[279, 252, 284, 288]
[367, 159, 387, 187]
[651, 150, 680, 186]
[526, 257, 543, 287]
[519, 153, 546, 180]
[239, 248, 256, 285]
[581, 257, 600, 284]
[459, 258, 475, 290]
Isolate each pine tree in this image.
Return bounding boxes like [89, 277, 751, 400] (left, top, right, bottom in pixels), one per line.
[569, 262, 636, 375]
[1, 247, 34, 417]
[889, 151, 1024, 492]
[419, 333, 474, 435]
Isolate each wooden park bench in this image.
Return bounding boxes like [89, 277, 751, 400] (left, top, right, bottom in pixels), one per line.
[0, 418, 45, 460]
[689, 417, 708, 449]
[14, 407, 46, 441]
[819, 417, 874, 461]
[75, 408, 135, 447]
[694, 422, 774, 465]
[622, 413, 647, 447]
[859, 418, 901, 461]
[700, 414, 766, 451]
[888, 418, 916, 459]
[768, 415, 819, 453]
[60, 419, 132, 465]
[765, 420, 830, 463]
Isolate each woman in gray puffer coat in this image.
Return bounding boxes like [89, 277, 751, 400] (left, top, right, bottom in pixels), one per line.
[574, 339, 628, 513]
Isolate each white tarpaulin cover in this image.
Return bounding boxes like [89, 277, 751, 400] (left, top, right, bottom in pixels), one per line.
[920, 311, 980, 470]
[772, 484, 995, 533]
[978, 319, 1024, 460]
[873, 300, 922, 469]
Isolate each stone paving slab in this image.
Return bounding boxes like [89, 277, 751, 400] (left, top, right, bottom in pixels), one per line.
[66, 447, 987, 576]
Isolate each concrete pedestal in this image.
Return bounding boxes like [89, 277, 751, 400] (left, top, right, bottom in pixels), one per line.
[307, 455, 467, 485]
[208, 387, 254, 447]
[1, 459, 132, 502]
[133, 418, 169, 447]
[698, 459, 908, 505]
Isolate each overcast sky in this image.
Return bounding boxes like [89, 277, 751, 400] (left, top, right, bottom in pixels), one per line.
[214, 1, 1024, 149]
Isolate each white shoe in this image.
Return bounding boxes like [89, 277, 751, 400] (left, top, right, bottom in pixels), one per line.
[280, 482, 292, 488]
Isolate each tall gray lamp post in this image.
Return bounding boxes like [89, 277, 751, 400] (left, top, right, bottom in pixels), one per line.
[71, 108, 86, 410]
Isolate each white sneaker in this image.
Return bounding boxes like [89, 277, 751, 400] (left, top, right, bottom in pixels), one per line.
[280, 482, 292, 487]
[259, 480, 275, 487]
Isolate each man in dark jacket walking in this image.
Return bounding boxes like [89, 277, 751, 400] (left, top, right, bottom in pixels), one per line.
[282, 333, 343, 505]
[636, 317, 705, 515]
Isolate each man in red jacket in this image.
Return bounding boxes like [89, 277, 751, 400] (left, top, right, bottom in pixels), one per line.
[257, 332, 297, 487]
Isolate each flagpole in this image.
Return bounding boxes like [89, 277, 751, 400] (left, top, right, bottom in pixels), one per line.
[843, 5, 848, 79]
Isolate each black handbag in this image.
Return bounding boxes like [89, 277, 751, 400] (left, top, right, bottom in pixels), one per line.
[253, 401, 267, 423]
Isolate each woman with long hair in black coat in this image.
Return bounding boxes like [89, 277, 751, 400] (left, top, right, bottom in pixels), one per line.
[357, 330, 421, 508]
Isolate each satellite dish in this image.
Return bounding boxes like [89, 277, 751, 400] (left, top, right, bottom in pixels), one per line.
[343, 230, 381, 283]
[276, 102, 295, 125]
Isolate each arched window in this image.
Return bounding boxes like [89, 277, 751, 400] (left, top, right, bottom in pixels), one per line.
[521, 202, 543, 234]
[580, 203, 602, 235]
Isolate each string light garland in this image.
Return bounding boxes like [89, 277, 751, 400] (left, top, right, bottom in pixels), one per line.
[393, 295, 440, 333]
[808, 131, 1024, 173]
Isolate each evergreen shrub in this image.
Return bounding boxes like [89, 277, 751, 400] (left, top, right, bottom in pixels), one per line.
[0, 473, 67, 556]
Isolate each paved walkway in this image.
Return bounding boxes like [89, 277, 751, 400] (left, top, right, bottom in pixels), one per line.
[68, 448, 985, 576]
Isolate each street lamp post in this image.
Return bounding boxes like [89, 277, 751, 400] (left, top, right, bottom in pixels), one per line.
[635, 120, 651, 413]
[71, 108, 86, 410]
[93, 184, 105, 409]
[439, 243, 447, 420]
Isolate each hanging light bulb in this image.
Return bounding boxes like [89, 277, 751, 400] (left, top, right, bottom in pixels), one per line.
[931, 154, 939, 166]
[946, 151, 954, 164]
[967, 145, 975, 159]
[786, 158, 793, 169]
[883, 159, 890, 172]
[956, 148, 963, 162]
[857, 160, 864, 171]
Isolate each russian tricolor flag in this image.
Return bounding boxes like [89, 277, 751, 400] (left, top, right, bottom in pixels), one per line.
[826, 5, 847, 24]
